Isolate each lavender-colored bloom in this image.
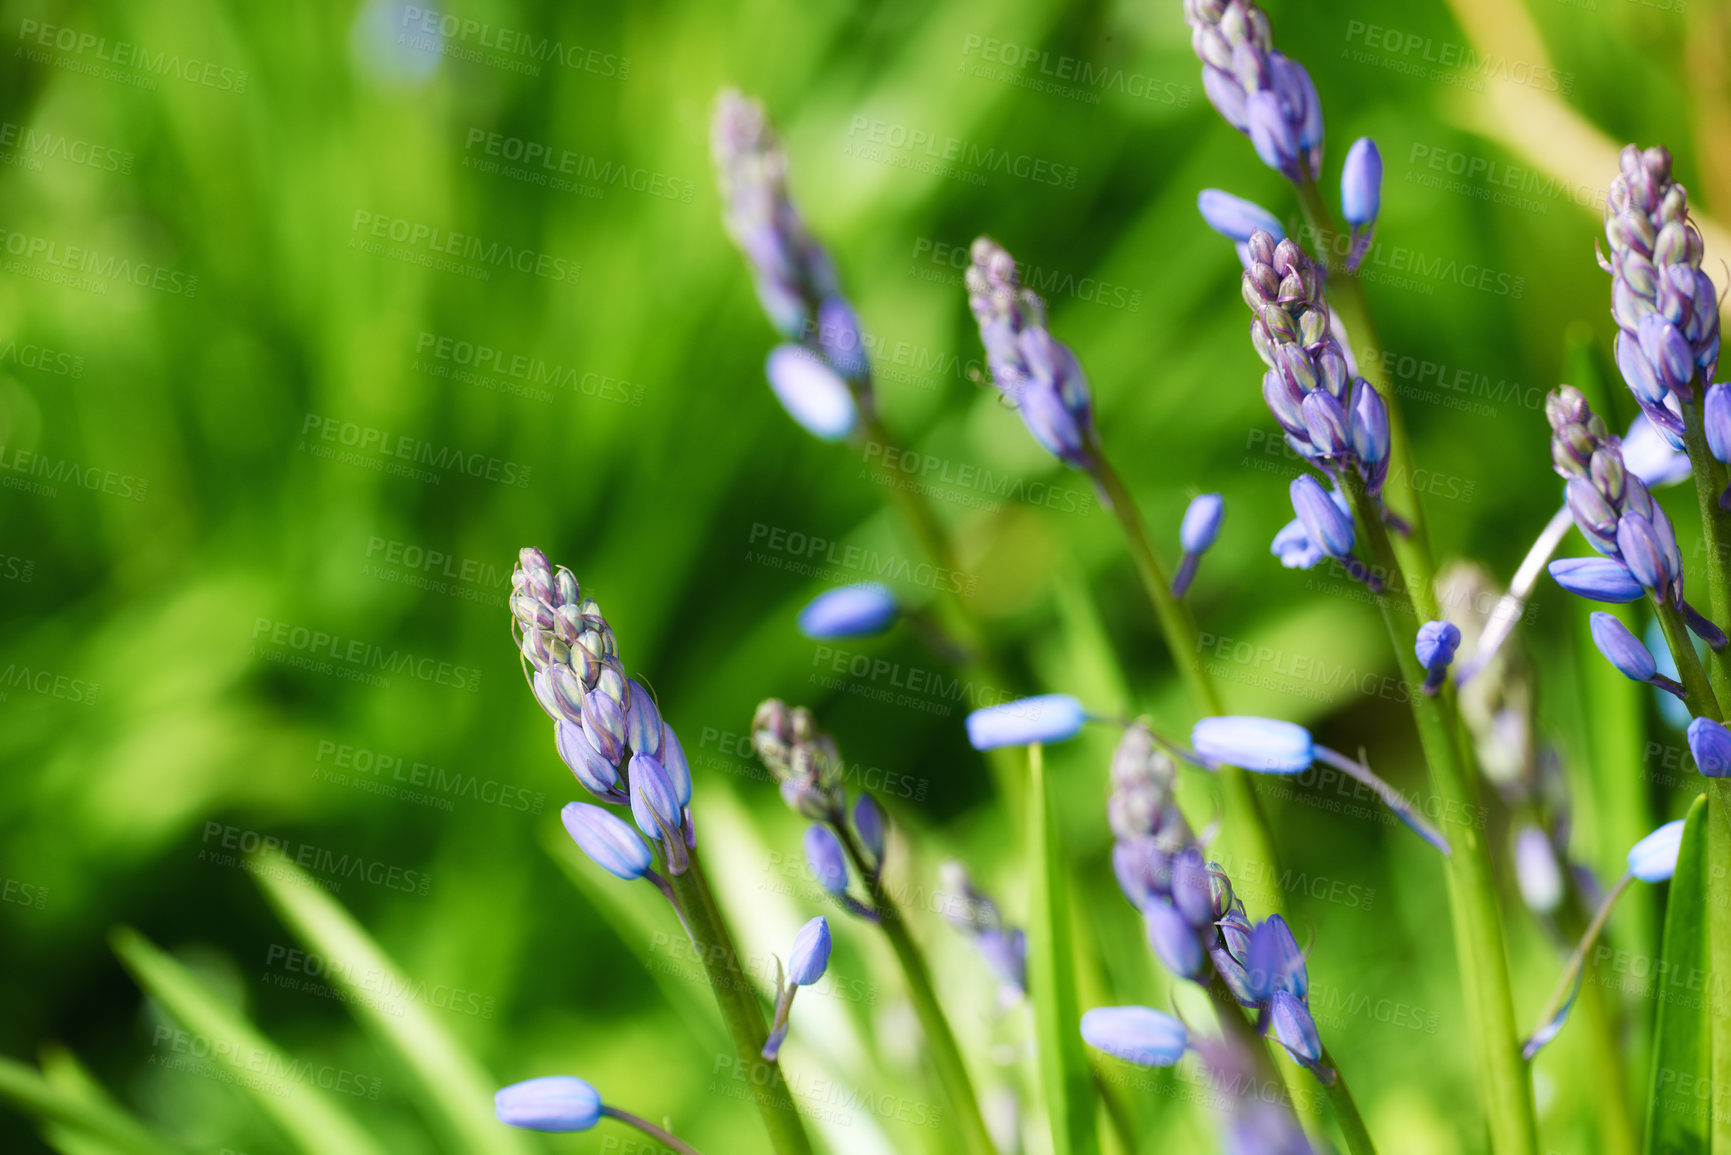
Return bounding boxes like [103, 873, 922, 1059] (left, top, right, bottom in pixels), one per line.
[1174, 494, 1226, 597]
[1145, 898, 1206, 978]
[965, 694, 1087, 749]
[1687, 716, 1731, 778]
[1170, 849, 1215, 928]
[965, 238, 1095, 468]
[561, 803, 653, 881]
[1514, 826, 1564, 915]
[1193, 716, 1313, 774]
[804, 824, 849, 895]
[495, 1075, 602, 1132]
[556, 721, 623, 801]
[1271, 516, 1326, 569]
[628, 754, 683, 841]
[1270, 989, 1323, 1066]
[1415, 619, 1461, 695]
[1198, 190, 1285, 243]
[853, 793, 886, 862]
[1628, 819, 1686, 882]
[1290, 476, 1354, 557]
[660, 724, 692, 808]
[764, 344, 858, 441]
[1184, 0, 1323, 182]
[816, 297, 869, 383]
[1622, 414, 1692, 487]
[1706, 384, 1731, 507]
[797, 583, 898, 639]
[1341, 138, 1382, 228]
[1599, 145, 1720, 445]
[1080, 1006, 1188, 1067]
[1245, 914, 1307, 1001]
[1589, 611, 1684, 700]
[1547, 557, 1646, 603]
[788, 915, 832, 986]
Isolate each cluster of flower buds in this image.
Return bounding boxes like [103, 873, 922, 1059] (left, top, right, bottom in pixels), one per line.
[512, 549, 694, 880]
[1182, 0, 1323, 182]
[938, 862, 1028, 1005]
[752, 700, 888, 920]
[1242, 232, 1390, 492]
[1213, 905, 1332, 1084]
[712, 89, 867, 441]
[1598, 145, 1720, 446]
[1542, 388, 1726, 651]
[965, 237, 1097, 469]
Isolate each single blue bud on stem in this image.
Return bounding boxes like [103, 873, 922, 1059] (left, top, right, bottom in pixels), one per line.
[1687, 717, 1731, 778]
[1547, 557, 1645, 603]
[1172, 494, 1225, 598]
[764, 344, 858, 441]
[1080, 1006, 1189, 1067]
[495, 1075, 602, 1131]
[1197, 190, 1285, 267]
[561, 803, 653, 882]
[965, 694, 1087, 749]
[1705, 384, 1731, 508]
[1340, 137, 1381, 272]
[1589, 611, 1684, 699]
[1628, 819, 1685, 882]
[797, 583, 899, 639]
[763, 916, 833, 1060]
[1414, 619, 1461, 695]
[1290, 476, 1382, 591]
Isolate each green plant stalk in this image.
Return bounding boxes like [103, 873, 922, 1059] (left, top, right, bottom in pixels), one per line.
[1318, 1047, 1378, 1155]
[1200, 978, 1327, 1151]
[1679, 395, 1731, 703]
[855, 407, 1025, 813]
[1024, 742, 1098, 1155]
[1293, 178, 1434, 585]
[1709, 780, 1731, 1153]
[600, 1107, 705, 1155]
[1088, 453, 1283, 904]
[831, 822, 998, 1155]
[1340, 475, 1536, 1155]
[1553, 877, 1639, 1155]
[1655, 601, 1723, 724]
[666, 850, 816, 1155]
[0, 1056, 186, 1155]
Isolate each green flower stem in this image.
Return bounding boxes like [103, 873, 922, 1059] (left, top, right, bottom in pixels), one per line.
[1707, 781, 1731, 1152]
[1678, 395, 1731, 704]
[599, 1107, 705, 1155]
[1201, 978, 1326, 1150]
[855, 407, 1025, 813]
[1293, 178, 1435, 587]
[831, 821, 998, 1155]
[1087, 452, 1284, 909]
[1339, 474, 1537, 1155]
[1318, 1046, 1378, 1155]
[1554, 875, 1639, 1155]
[1654, 601, 1722, 724]
[666, 850, 815, 1155]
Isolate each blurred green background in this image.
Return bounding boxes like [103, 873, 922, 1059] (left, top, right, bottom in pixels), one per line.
[0, 0, 1725, 1151]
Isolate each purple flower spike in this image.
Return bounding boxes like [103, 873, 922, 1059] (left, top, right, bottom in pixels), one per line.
[1290, 476, 1354, 557]
[1628, 818, 1686, 882]
[495, 1075, 602, 1132]
[798, 583, 898, 639]
[1415, 620, 1461, 695]
[1589, 611, 1684, 699]
[560, 803, 653, 882]
[1547, 557, 1645, 603]
[1186, 0, 1323, 182]
[1193, 716, 1314, 774]
[1080, 1006, 1189, 1067]
[764, 344, 858, 441]
[965, 694, 1087, 750]
[1687, 717, 1731, 778]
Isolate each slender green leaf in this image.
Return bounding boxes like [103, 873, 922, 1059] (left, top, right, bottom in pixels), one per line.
[1644, 794, 1708, 1155]
[109, 928, 387, 1155]
[1027, 743, 1097, 1155]
[0, 1053, 185, 1155]
[248, 852, 534, 1155]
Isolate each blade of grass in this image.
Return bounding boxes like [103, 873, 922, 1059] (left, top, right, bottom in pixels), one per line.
[110, 927, 389, 1155]
[1643, 794, 1708, 1154]
[246, 852, 534, 1155]
[0, 1054, 186, 1155]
